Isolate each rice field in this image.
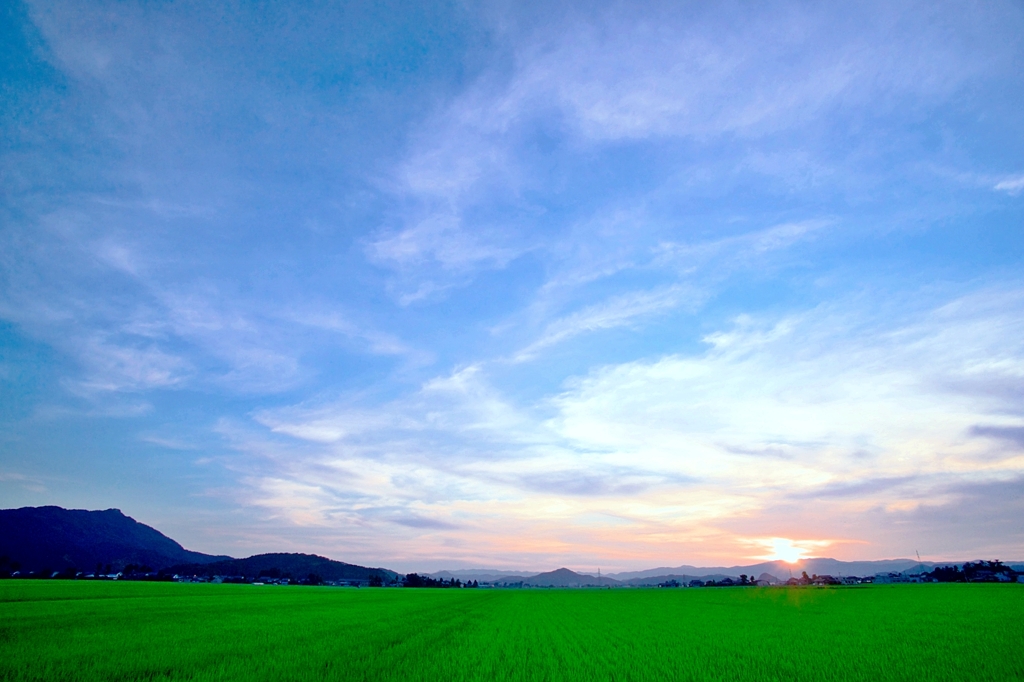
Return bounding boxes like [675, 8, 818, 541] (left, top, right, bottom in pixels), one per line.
[0, 581, 1021, 681]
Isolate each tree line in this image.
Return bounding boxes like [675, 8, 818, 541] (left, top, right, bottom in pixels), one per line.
[401, 574, 479, 588]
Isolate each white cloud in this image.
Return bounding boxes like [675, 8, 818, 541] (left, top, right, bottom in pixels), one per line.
[549, 289, 1024, 493]
[994, 175, 1024, 195]
[228, 288, 1024, 566]
[257, 365, 545, 450]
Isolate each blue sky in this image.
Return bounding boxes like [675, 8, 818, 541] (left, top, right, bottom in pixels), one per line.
[1, 0, 1023, 571]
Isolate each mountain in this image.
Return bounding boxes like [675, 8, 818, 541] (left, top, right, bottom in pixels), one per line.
[492, 567, 622, 587]
[608, 558, 939, 582]
[168, 553, 398, 582]
[621, 573, 732, 586]
[0, 506, 398, 582]
[0, 506, 228, 573]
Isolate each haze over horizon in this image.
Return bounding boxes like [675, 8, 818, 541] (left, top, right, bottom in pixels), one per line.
[2, 0, 1023, 574]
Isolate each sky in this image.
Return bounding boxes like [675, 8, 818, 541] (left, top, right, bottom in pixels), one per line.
[1, 0, 1023, 573]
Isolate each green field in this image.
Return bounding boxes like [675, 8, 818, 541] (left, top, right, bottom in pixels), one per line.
[1, 582, 1022, 681]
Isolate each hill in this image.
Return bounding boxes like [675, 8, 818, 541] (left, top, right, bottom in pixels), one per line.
[0, 506, 228, 574]
[493, 567, 621, 587]
[168, 553, 398, 582]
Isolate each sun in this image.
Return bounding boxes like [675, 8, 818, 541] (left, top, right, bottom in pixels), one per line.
[760, 538, 811, 563]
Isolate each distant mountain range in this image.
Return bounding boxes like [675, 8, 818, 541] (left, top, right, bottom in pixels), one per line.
[0, 506, 394, 581]
[3, 506, 1019, 584]
[430, 557, 1024, 585]
[606, 558, 937, 581]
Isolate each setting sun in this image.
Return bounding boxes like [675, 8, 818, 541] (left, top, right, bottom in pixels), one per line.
[752, 537, 830, 563]
[766, 538, 805, 563]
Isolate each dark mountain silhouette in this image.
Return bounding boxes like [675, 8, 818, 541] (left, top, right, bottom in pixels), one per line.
[0, 506, 228, 573]
[0, 507, 398, 582]
[168, 553, 398, 582]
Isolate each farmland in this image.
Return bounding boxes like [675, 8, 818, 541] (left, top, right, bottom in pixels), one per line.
[1, 582, 1021, 681]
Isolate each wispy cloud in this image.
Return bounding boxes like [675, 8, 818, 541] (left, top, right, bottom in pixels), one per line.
[367, 214, 526, 304]
[994, 175, 1024, 195]
[65, 336, 192, 393]
[504, 219, 825, 363]
[256, 365, 546, 450]
[138, 435, 196, 450]
[366, 0, 1020, 305]
[513, 285, 697, 361]
[0, 471, 48, 494]
[507, 1, 1003, 143]
[285, 308, 438, 370]
[654, 220, 830, 272]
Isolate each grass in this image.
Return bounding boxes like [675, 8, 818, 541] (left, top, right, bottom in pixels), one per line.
[1, 581, 1022, 681]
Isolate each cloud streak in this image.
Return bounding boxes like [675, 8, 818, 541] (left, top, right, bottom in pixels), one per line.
[994, 175, 1024, 195]
[513, 285, 697, 361]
